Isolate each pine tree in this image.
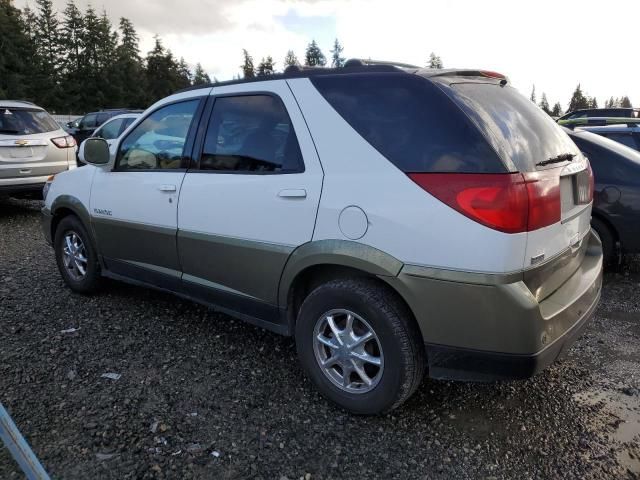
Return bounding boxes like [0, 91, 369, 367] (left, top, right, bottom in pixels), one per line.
[304, 40, 326, 67]
[240, 49, 255, 78]
[530, 85, 536, 103]
[330, 38, 345, 68]
[539, 93, 550, 114]
[284, 50, 298, 68]
[551, 102, 563, 117]
[33, 0, 64, 109]
[112, 17, 147, 108]
[428, 52, 443, 69]
[146, 36, 178, 102]
[257, 56, 275, 76]
[567, 84, 590, 112]
[192, 63, 211, 85]
[620, 96, 633, 108]
[175, 57, 192, 89]
[0, 0, 37, 101]
[589, 97, 598, 109]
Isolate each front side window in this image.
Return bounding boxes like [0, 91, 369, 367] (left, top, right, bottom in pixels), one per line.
[200, 95, 304, 173]
[80, 113, 97, 129]
[96, 118, 125, 140]
[117, 100, 199, 171]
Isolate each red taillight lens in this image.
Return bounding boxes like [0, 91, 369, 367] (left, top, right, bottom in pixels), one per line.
[51, 135, 76, 148]
[408, 171, 561, 234]
[522, 170, 561, 231]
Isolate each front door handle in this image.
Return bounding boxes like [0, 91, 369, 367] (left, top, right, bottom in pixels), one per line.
[158, 184, 177, 192]
[278, 189, 307, 198]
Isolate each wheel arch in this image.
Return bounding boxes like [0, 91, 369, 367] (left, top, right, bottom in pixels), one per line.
[50, 195, 93, 245]
[591, 209, 619, 244]
[279, 240, 412, 331]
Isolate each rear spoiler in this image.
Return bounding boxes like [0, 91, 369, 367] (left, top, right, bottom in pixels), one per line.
[558, 117, 640, 129]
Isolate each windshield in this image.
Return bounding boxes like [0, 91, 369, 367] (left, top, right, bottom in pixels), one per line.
[444, 83, 581, 172]
[0, 108, 60, 135]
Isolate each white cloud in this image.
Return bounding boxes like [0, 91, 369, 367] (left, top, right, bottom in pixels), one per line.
[13, 0, 640, 107]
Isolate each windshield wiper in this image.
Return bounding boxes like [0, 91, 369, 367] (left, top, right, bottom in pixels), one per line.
[536, 153, 575, 167]
[0, 129, 20, 134]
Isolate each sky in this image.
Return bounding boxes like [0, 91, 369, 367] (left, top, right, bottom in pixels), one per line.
[14, 0, 640, 110]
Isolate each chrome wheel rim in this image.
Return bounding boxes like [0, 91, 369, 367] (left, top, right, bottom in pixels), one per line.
[62, 231, 88, 281]
[313, 309, 384, 394]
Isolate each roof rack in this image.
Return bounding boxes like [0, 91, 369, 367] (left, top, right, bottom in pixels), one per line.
[176, 60, 413, 94]
[559, 117, 640, 128]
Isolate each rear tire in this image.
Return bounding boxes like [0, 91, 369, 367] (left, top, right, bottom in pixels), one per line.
[54, 215, 102, 294]
[591, 217, 616, 265]
[295, 278, 425, 414]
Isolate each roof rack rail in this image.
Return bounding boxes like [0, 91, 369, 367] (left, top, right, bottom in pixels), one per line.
[342, 58, 421, 69]
[558, 117, 640, 128]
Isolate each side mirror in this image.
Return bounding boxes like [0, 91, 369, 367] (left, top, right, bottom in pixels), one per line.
[81, 138, 110, 166]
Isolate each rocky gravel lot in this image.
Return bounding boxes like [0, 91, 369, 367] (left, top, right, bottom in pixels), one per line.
[1, 197, 639, 480]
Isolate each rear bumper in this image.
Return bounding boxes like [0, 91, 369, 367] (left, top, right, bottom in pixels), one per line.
[0, 181, 45, 197]
[383, 230, 603, 381]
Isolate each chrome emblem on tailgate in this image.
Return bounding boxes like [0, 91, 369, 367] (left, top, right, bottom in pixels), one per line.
[14, 140, 28, 146]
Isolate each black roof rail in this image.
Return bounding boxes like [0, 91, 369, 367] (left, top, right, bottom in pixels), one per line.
[174, 61, 412, 95]
[343, 58, 421, 69]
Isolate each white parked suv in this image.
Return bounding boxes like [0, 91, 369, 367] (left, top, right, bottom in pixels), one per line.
[0, 101, 76, 198]
[42, 62, 603, 414]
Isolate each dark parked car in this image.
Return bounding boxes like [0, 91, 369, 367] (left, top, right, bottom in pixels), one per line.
[565, 127, 640, 263]
[558, 108, 638, 122]
[575, 123, 640, 153]
[66, 109, 142, 144]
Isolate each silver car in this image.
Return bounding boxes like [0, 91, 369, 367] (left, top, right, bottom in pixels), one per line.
[0, 101, 77, 198]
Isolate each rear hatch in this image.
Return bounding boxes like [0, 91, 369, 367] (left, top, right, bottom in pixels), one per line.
[435, 76, 593, 300]
[0, 107, 70, 180]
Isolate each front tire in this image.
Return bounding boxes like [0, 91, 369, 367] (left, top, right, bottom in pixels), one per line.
[54, 215, 102, 294]
[295, 278, 425, 414]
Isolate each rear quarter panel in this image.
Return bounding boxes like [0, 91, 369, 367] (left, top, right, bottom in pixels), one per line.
[287, 78, 528, 274]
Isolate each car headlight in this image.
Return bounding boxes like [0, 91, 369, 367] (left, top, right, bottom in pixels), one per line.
[42, 175, 55, 201]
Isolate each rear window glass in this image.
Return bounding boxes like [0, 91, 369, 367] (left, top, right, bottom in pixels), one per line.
[0, 108, 59, 135]
[445, 83, 581, 171]
[311, 73, 506, 173]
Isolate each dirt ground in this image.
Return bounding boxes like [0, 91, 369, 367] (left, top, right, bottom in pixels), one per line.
[1, 198, 638, 479]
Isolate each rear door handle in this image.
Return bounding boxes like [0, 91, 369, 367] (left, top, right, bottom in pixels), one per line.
[278, 189, 307, 198]
[158, 184, 177, 192]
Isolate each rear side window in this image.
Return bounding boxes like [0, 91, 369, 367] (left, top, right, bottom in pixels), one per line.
[80, 113, 97, 129]
[199, 95, 304, 173]
[445, 83, 581, 172]
[311, 73, 505, 173]
[96, 112, 111, 125]
[601, 132, 639, 150]
[0, 108, 59, 135]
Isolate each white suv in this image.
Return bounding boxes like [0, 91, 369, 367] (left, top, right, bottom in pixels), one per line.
[0, 101, 76, 198]
[42, 63, 603, 414]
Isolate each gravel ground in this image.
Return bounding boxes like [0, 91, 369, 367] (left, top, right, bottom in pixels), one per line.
[1, 197, 639, 480]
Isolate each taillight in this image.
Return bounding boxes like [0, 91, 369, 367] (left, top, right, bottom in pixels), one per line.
[51, 135, 76, 148]
[408, 171, 561, 234]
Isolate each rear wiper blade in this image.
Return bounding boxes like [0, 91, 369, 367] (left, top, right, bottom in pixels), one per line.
[536, 153, 575, 167]
[0, 129, 20, 134]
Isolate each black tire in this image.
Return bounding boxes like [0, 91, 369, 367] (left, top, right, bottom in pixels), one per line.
[54, 215, 102, 294]
[295, 278, 425, 414]
[591, 217, 616, 265]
